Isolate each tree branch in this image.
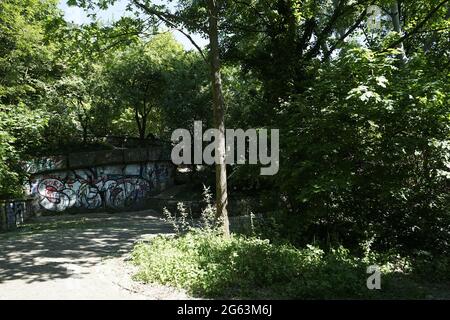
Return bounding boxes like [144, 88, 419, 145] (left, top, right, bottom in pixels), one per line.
[298, 18, 316, 56]
[304, 0, 373, 61]
[131, 0, 207, 62]
[384, 0, 449, 50]
[323, 8, 368, 60]
[174, 28, 208, 62]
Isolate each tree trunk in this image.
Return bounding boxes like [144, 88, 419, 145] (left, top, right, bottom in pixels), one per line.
[78, 113, 88, 143]
[390, 1, 407, 60]
[135, 108, 146, 141]
[207, 0, 230, 237]
[332, 0, 345, 39]
[141, 111, 148, 142]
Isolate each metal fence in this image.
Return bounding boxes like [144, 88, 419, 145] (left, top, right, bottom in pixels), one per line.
[0, 198, 35, 231]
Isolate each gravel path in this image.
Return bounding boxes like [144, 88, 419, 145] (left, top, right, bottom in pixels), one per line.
[0, 211, 191, 300]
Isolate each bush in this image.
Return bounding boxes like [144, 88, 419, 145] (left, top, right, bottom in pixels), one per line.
[131, 231, 428, 299]
[132, 185, 438, 299]
[276, 49, 450, 254]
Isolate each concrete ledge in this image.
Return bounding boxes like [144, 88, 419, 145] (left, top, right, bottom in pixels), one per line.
[124, 148, 148, 163]
[68, 150, 124, 168]
[27, 147, 173, 175]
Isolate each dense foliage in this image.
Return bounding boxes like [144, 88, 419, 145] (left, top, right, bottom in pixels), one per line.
[276, 48, 450, 253]
[0, 0, 60, 196]
[132, 232, 368, 298]
[1, 0, 449, 274]
[132, 230, 448, 299]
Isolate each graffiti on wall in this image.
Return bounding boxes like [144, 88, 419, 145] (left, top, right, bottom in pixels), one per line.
[28, 163, 172, 212]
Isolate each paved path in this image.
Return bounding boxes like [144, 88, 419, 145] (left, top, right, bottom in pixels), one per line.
[0, 211, 190, 300]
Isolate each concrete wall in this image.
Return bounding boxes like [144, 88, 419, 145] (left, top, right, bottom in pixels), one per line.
[25, 148, 174, 212]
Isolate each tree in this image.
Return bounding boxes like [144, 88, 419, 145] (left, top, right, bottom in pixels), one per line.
[0, 0, 61, 197]
[207, 0, 230, 236]
[106, 41, 167, 140]
[161, 50, 211, 139]
[68, 0, 232, 235]
[220, 0, 449, 251]
[24, 0, 447, 253]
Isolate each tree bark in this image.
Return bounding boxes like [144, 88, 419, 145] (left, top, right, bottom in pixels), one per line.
[135, 107, 145, 140]
[80, 115, 88, 143]
[390, 2, 402, 33]
[390, 1, 406, 60]
[140, 110, 148, 141]
[207, 0, 230, 237]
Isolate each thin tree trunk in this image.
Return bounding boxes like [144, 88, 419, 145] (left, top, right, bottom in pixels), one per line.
[135, 108, 146, 140]
[135, 107, 142, 139]
[78, 113, 88, 143]
[141, 111, 148, 142]
[207, 0, 230, 237]
[390, 1, 407, 60]
[332, 0, 345, 39]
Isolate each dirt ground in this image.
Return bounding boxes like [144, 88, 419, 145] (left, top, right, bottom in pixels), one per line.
[0, 210, 191, 300]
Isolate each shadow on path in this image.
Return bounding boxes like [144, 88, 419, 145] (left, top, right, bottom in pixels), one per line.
[0, 211, 173, 285]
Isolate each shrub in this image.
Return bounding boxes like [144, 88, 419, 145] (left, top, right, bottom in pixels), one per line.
[131, 231, 427, 299]
[135, 184, 433, 299]
[276, 49, 450, 254]
[162, 185, 225, 234]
